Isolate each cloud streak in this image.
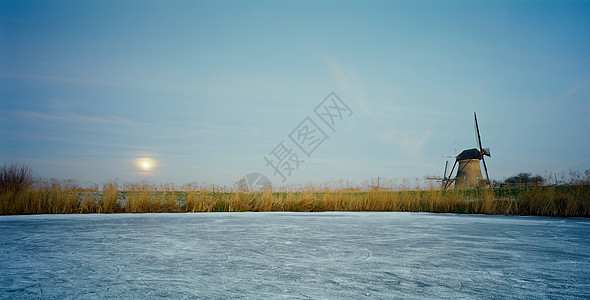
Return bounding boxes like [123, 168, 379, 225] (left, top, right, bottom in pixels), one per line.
[325, 59, 373, 118]
[380, 128, 432, 159]
[558, 78, 590, 103]
[12, 110, 136, 127]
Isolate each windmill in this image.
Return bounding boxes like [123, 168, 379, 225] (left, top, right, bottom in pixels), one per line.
[440, 112, 491, 189]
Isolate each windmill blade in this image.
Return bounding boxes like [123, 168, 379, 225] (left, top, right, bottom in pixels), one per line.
[443, 161, 449, 179]
[448, 160, 457, 179]
[481, 156, 490, 186]
[443, 142, 458, 159]
[444, 160, 458, 189]
[474, 112, 483, 151]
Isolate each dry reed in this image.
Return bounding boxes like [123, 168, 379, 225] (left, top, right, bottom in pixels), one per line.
[1, 177, 588, 217]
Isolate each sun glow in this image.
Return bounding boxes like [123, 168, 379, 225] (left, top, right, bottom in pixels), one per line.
[135, 157, 156, 172]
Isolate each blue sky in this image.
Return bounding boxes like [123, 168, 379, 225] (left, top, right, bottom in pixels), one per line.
[1, 0, 589, 187]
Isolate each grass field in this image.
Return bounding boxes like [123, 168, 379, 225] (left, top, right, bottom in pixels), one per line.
[1, 181, 588, 217]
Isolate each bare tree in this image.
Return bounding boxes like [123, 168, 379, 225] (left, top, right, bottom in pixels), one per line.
[0, 163, 34, 193]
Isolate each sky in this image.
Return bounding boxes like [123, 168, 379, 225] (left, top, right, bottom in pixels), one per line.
[1, 0, 589, 188]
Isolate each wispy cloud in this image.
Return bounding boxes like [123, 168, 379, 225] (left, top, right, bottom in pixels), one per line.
[554, 158, 589, 172]
[11, 110, 137, 126]
[8, 109, 264, 145]
[0, 72, 117, 88]
[380, 128, 432, 159]
[558, 78, 590, 103]
[324, 59, 373, 118]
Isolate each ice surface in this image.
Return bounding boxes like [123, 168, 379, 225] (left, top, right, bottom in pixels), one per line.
[1, 212, 589, 299]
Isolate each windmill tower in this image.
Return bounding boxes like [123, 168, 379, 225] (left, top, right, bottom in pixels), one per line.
[453, 149, 486, 189]
[441, 112, 491, 189]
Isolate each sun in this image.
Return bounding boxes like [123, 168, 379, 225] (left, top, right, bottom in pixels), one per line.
[135, 157, 156, 172]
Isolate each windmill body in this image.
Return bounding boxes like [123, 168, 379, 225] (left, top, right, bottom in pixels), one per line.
[454, 148, 485, 189]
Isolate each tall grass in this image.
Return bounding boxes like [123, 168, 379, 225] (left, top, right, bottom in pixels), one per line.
[1, 175, 589, 217]
[124, 183, 181, 213]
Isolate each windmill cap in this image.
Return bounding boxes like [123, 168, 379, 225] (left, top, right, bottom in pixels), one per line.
[456, 148, 482, 160]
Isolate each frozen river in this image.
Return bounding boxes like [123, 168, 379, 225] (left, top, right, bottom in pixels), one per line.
[1, 212, 589, 299]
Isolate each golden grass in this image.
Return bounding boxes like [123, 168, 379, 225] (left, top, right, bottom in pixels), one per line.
[1, 180, 588, 217]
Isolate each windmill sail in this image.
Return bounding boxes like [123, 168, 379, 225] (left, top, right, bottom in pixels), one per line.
[474, 112, 490, 186]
